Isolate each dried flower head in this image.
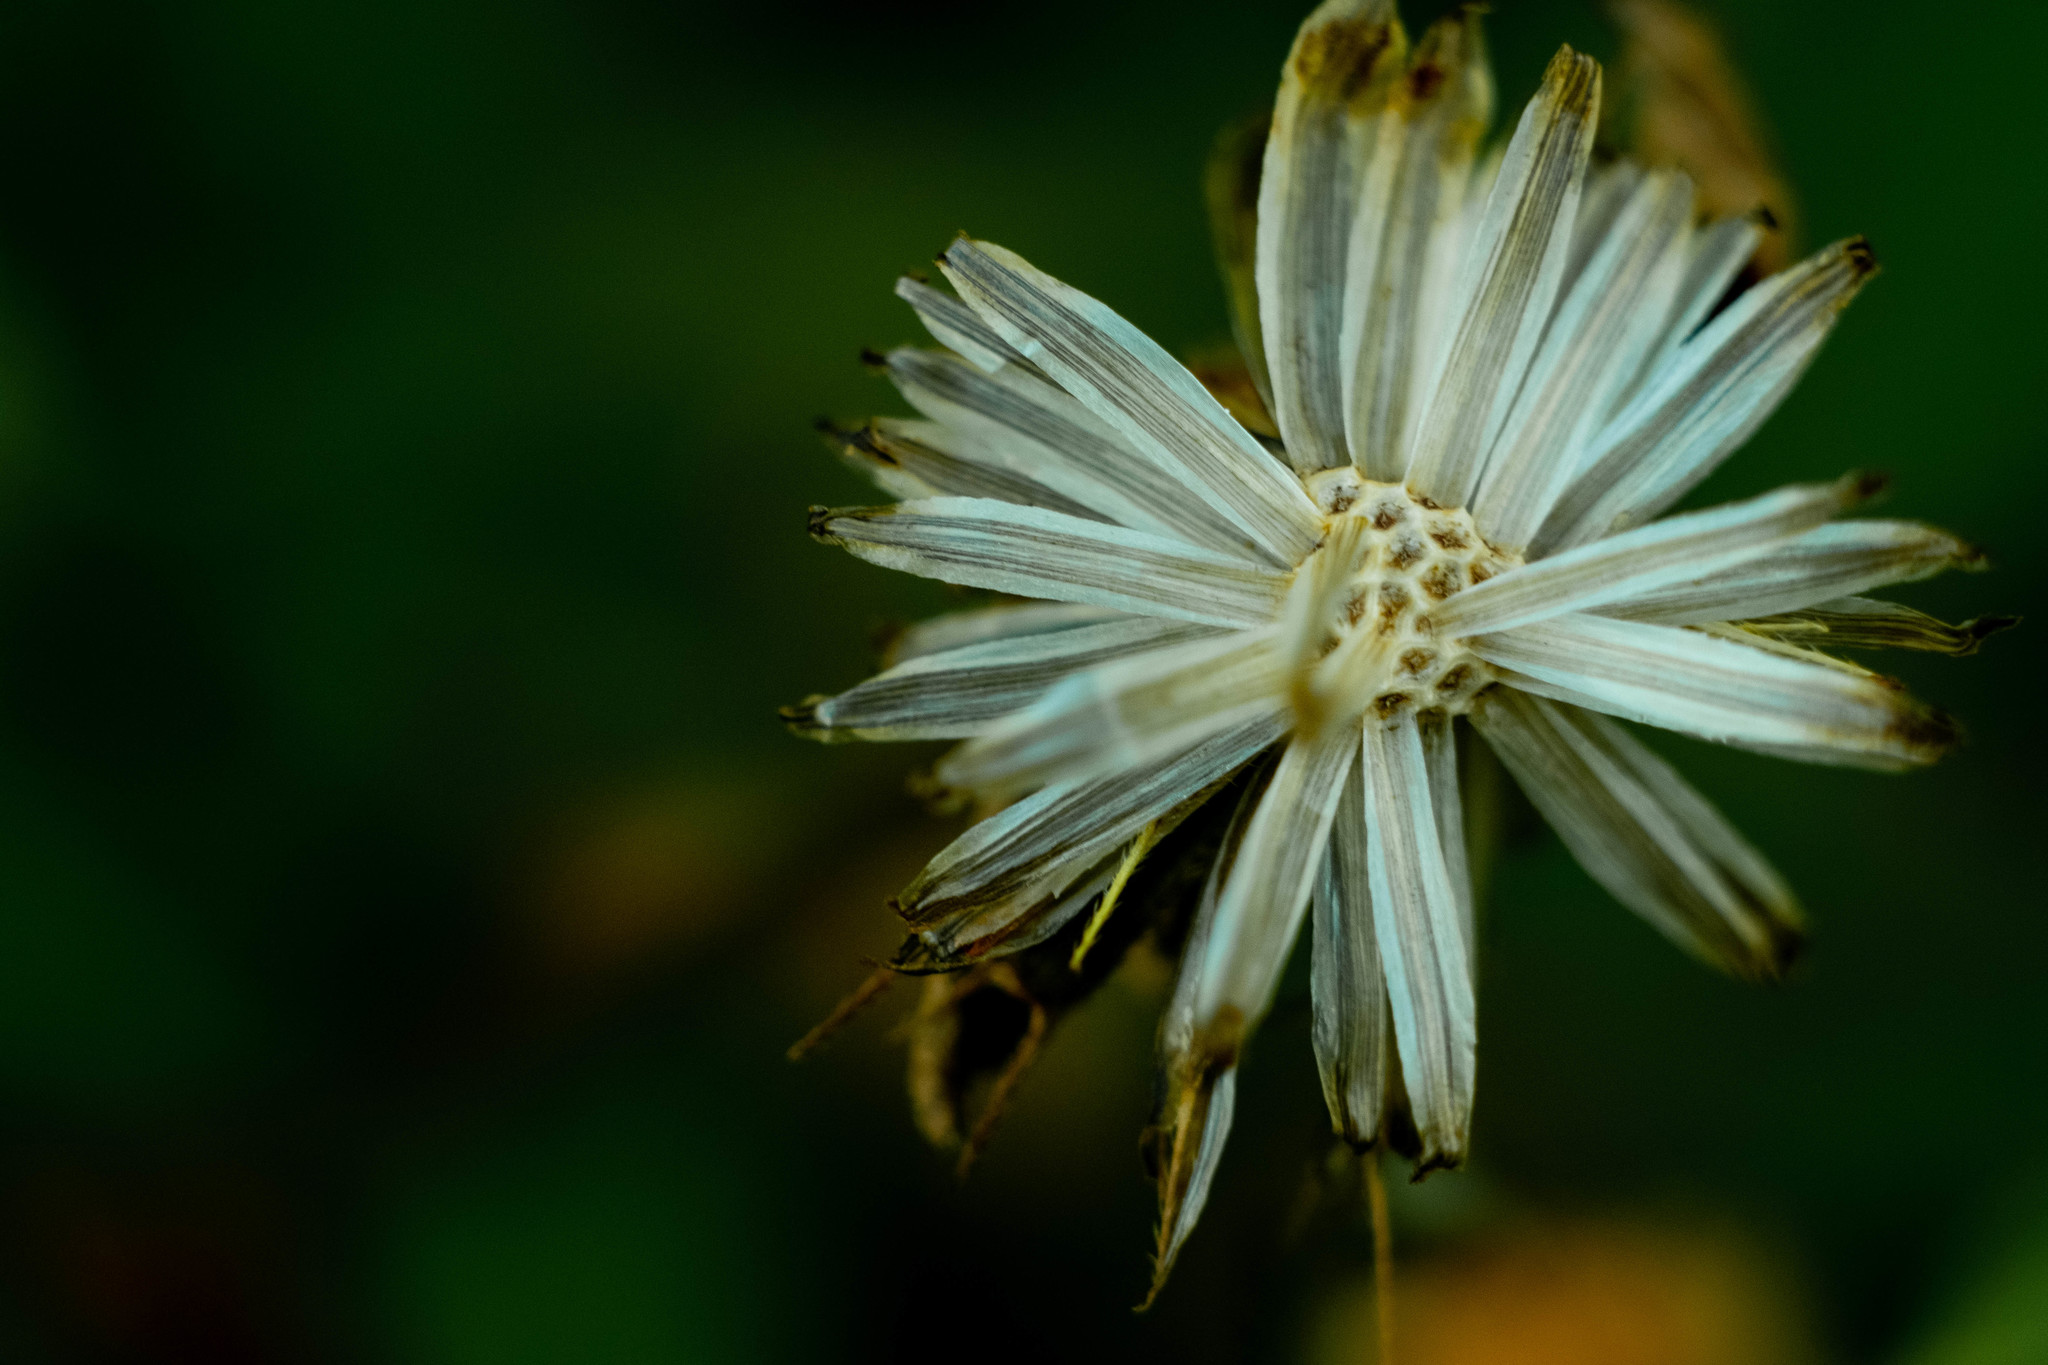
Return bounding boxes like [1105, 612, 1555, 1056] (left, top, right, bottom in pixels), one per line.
[790, 0, 2007, 1300]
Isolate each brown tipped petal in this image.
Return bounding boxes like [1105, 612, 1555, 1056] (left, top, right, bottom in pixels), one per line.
[1256, 0, 1406, 471]
[1405, 46, 1601, 508]
[812, 498, 1288, 629]
[1310, 762, 1397, 1147]
[801, 616, 1231, 743]
[1363, 713, 1475, 1169]
[1339, 5, 1493, 481]
[1432, 477, 1862, 637]
[1146, 771, 1271, 1304]
[883, 347, 1260, 554]
[941, 237, 1323, 566]
[837, 417, 1106, 516]
[1143, 1063, 1238, 1308]
[1596, 520, 1982, 626]
[1471, 169, 1696, 550]
[1538, 236, 1877, 552]
[1472, 690, 1803, 978]
[1471, 613, 1958, 769]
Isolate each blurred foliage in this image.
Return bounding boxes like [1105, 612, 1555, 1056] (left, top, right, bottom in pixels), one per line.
[1902, 1170, 2048, 1365]
[0, 0, 2038, 1360]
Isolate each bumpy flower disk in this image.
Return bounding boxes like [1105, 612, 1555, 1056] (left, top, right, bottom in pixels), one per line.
[788, 0, 2005, 1303]
[1297, 470, 1521, 724]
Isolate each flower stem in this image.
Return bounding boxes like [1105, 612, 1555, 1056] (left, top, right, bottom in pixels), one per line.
[1364, 1144, 1393, 1365]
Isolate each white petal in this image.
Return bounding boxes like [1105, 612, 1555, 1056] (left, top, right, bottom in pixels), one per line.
[1472, 690, 1802, 977]
[941, 238, 1324, 566]
[1559, 160, 1644, 294]
[825, 420, 938, 502]
[830, 417, 1107, 516]
[1190, 723, 1360, 1042]
[1150, 771, 1269, 1300]
[1310, 762, 1394, 1146]
[1258, 0, 1403, 471]
[889, 601, 1129, 665]
[884, 347, 1258, 553]
[791, 616, 1231, 741]
[1622, 213, 1764, 406]
[1430, 477, 1866, 638]
[811, 497, 1288, 629]
[1339, 7, 1493, 481]
[1418, 710, 1473, 955]
[1162, 769, 1265, 1063]
[1470, 168, 1695, 550]
[936, 627, 1287, 798]
[1470, 612, 1957, 767]
[1598, 519, 1983, 626]
[1537, 236, 1877, 553]
[895, 274, 1024, 374]
[901, 711, 1284, 934]
[1363, 713, 1474, 1168]
[1403, 138, 1503, 463]
[1404, 46, 1600, 508]
[904, 766, 1233, 969]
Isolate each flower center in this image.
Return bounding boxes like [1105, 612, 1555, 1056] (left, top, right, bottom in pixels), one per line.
[1290, 470, 1525, 729]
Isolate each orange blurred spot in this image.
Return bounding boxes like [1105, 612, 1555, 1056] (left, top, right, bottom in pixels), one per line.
[1310, 1216, 1817, 1365]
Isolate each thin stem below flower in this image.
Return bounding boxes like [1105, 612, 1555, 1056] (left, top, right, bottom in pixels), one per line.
[786, 964, 895, 1062]
[1365, 1144, 1394, 1365]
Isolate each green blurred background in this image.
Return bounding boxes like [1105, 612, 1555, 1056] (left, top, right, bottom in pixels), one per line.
[0, 0, 2040, 1360]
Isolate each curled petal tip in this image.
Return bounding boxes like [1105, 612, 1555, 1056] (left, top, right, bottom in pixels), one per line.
[1887, 704, 1962, 762]
[1759, 920, 1809, 981]
[1841, 469, 1891, 505]
[1958, 615, 2021, 651]
[1143, 1056, 1238, 1308]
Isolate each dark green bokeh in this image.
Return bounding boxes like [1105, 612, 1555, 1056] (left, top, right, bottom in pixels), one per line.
[0, 0, 2039, 1359]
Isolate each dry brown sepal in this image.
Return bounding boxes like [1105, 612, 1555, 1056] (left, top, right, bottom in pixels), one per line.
[895, 792, 1237, 1179]
[1185, 345, 1280, 440]
[1739, 603, 2020, 657]
[1139, 1044, 1232, 1311]
[1606, 0, 1797, 273]
[1204, 114, 1275, 411]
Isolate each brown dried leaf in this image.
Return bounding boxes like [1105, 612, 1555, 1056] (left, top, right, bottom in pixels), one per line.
[1608, 0, 1797, 272]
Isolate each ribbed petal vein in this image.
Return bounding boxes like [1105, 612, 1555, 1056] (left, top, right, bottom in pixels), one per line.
[1363, 713, 1474, 1168]
[811, 498, 1288, 629]
[1473, 689, 1803, 976]
[942, 238, 1323, 565]
[1473, 613, 1957, 768]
